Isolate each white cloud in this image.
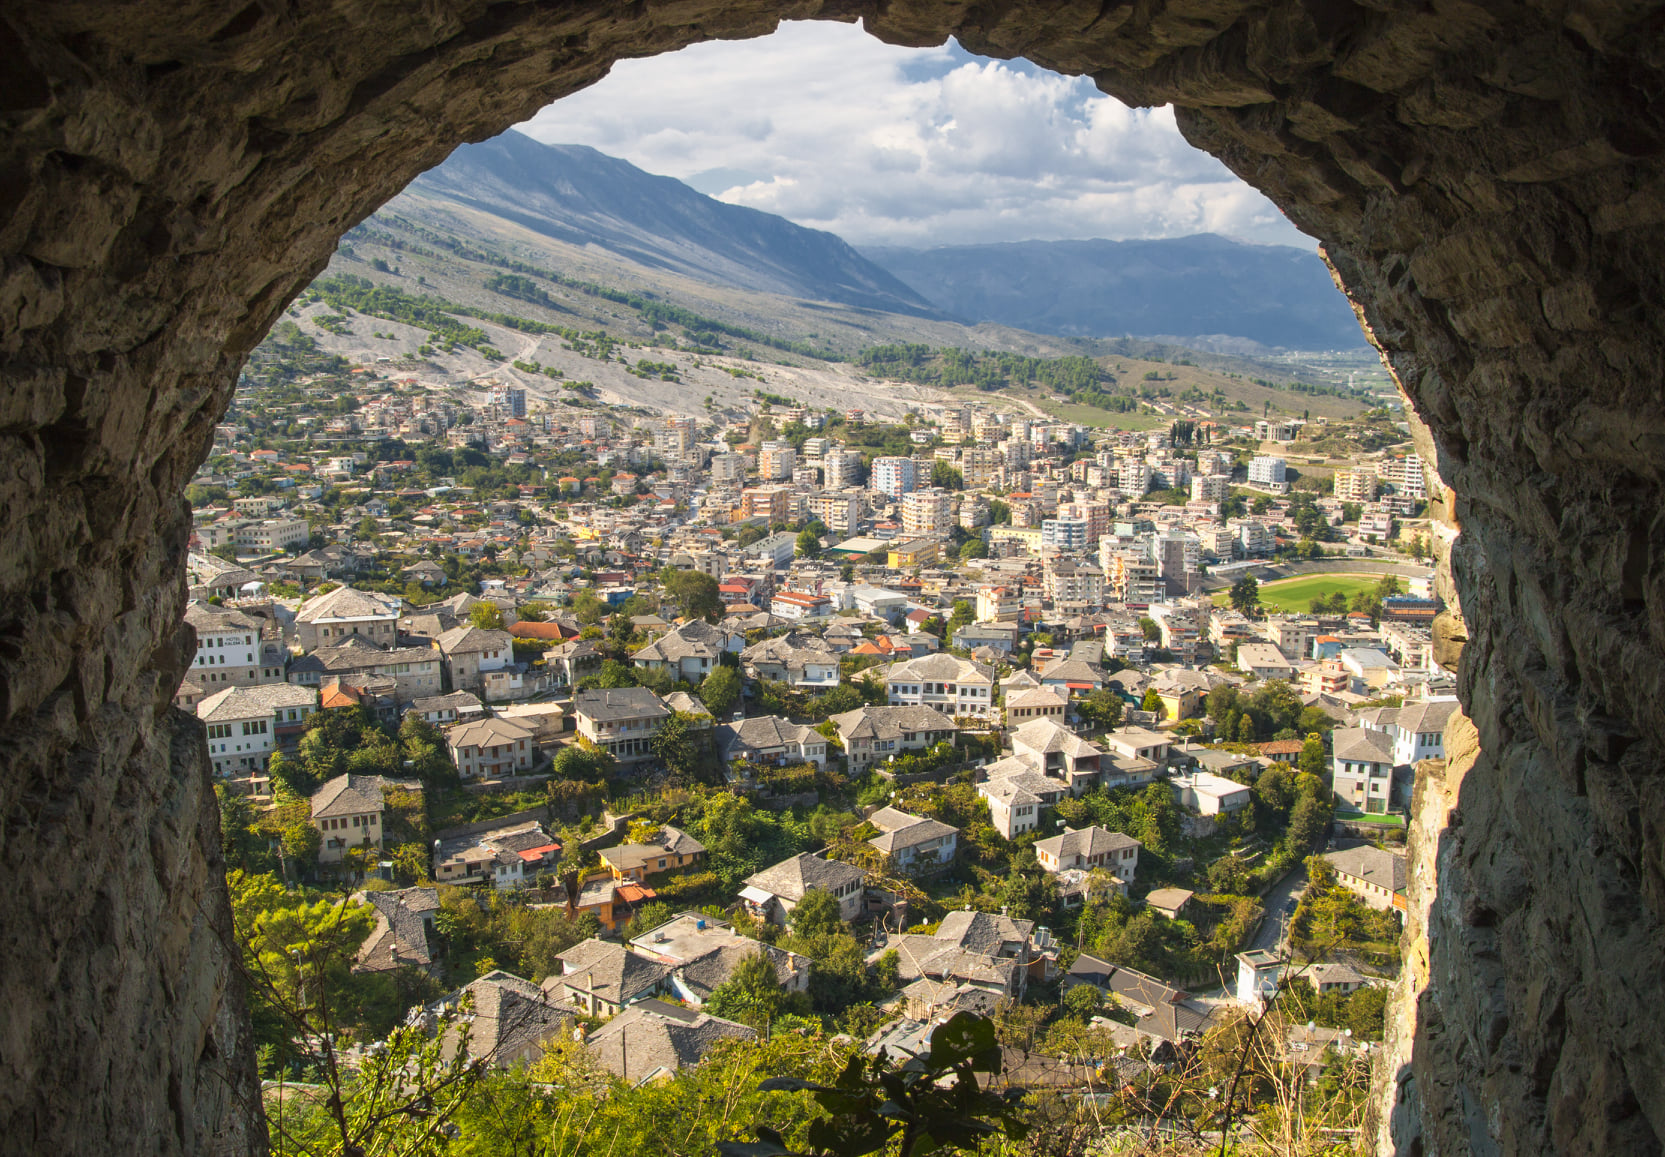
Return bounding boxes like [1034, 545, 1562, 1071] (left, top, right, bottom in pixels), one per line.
[516, 20, 1309, 250]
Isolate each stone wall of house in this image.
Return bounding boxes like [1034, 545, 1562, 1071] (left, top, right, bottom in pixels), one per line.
[7, 2, 1665, 1153]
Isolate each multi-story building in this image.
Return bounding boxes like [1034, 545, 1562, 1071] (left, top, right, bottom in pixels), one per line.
[977, 585, 1022, 623]
[185, 603, 287, 687]
[1332, 469, 1377, 503]
[573, 687, 671, 763]
[806, 491, 863, 535]
[740, 484, 791, 524]
[1231, 519, 1274, 557]
[821, 448, 861, 490]
[294, 585, 401, 651]
[1043, 559, 1104, 605]
[1103, 548, 1164, 606]
[1154, 530, 1202, 587]
[1330, 727, 1398, 814]
[901, 488, 953, 538]
[1040, 516, 1090, 554]
[492, 384, 527, 418]
[447, 715, 536, 779]
[870, 456, 918, 498]
[710, 453, 747, 482]
[1192, 474, 1230, 503]
[434, 624, 514, 695]
[1378, 454, 1428, 500]
[1117, 458, 1152, 495]
[1248, 455, 1288, 489]
[1148, 603, 1203, 664]
[197, 683, 319, 780]
[883, 653, 996, 718]
[757, 441, 796, 481]
[233, 517, 311, 553]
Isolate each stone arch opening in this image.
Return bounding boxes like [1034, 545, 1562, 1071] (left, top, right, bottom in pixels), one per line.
[5, 4, 1665, 1155]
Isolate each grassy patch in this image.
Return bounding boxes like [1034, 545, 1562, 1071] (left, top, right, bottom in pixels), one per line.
[1213, 572, 1383, 614]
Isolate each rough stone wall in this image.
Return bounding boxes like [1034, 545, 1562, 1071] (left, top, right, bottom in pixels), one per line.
[6, 2, 1665, 1154]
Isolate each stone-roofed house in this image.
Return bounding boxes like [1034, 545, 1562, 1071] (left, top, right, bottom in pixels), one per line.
[740, 852, 868, 925]
[1005, 686, 1068, 724]
[310, 772, 418, 863]
[882, 653, 996, 718]
[631, 620, 741, 683]
[445, 714, 535, 780]
[545, 938, 671, 1016]
[830, 704, 959, 770]
[434, 819, 561, 890]
[1036, 656, 1110, 699]
[1331, 726, 1398, 814]
[585, 999, 756, 1082]
[1034, 826, 1141, 883]
[354, 887, 439, 974]
[885, 910, 1039, 1000]
[433, 624, 514, 695]
[739, 633, 841, 688]
[407, 690, 485, 726]
[572, 686, 670, 763]
[198, 682, 320, 783]
[865, 807, 958, 872]
[1062, 955, 1217, 1045]
[286, 637, 443, 703]
[294, 585, 402, 651]
[976, 756, 1069, 839]
[1356, 695, 1460, 767]
[1322, 844, 1409, 914]
[627, 912, 811, 1005]
[714, 715, 827, 769]
[1010, 718, 1105, 793]
[439, 970, 573, 1068]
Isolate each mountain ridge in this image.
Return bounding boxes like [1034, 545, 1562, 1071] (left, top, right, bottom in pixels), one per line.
[410, 131, 942, 318]
[862, 234, 1369, 351]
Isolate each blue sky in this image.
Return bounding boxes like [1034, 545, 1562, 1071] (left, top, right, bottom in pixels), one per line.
[516, 20, 1308, 251]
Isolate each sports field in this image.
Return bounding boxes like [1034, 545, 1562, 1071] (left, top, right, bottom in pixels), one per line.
[1212, 572, 1385, 614]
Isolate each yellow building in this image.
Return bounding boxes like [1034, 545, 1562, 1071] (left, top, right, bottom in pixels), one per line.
[887, 537, 940, 568]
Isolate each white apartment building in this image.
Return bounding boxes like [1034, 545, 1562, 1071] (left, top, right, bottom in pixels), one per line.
[1192, 474, 1230, 503]
[1041, 516, 1091, 553]
[185, 603, 286, 687]
[870, 456, 918, 498]
[757, 442, 796, 480]
[806, 491, 863, 535]
[1333, 469, 1378, 503]
[821, 449, 861, 490]
[1248, 456, 1288, 488]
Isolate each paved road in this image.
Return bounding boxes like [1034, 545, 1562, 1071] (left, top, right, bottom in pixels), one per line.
[1249, 862, 1309, 956]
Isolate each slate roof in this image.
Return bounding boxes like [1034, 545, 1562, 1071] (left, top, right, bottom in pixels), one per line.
[586, 999, 756, 1081]
[743, 852, 866, 904]
[868, 816, 958, 855]
[884, 653, 994, 684]
[935, 910, 1035, 955]
[1035, 826, 1141, 862]
[310, 773, 417, 819]
[1323, 844, 1408, 893]
[296, 585, 402, 623]
[1011, 718, 1102, 758]
[548, 939, 671, 1006]
[197, 682, 317, 722]
[447, 971, 573, 1067]
[717, 714, 820, 756]
[435, 624, 513, 655]
[355, 887, 439, 971]
[446, 715, 534, 749]
[409, 690, 484, 715]
[1332, 727, 1396, 764]
[573, 686, 670, 724]
[830, 705, 958, 744]
[184, 603, 263, 633]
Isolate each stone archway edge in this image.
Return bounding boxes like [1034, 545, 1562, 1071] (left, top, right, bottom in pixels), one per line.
[5, 3, 1665, 1155]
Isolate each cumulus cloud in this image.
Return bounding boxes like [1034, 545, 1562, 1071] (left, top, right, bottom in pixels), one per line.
[516, 20, 1309, 249]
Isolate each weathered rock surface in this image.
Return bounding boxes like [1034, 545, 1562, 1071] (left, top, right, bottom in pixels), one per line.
[5, 2, 1665, 1154]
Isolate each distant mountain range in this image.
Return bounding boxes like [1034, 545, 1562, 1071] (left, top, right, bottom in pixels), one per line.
[408, 131, 1366, 352]
[862, 236, 1368, 351]
[412, 131, 940, 317]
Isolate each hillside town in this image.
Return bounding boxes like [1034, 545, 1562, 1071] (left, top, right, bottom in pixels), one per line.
[194, 362, 1440, 1135]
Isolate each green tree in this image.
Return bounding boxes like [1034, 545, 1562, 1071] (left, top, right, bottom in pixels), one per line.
[930, 459, 964, 490]
[705, 947, 804, 1035]
[795, 528, 823, 560]
[1298, 733, 1327, 775]
[790, 888, 845, 941]
[1234, 713, 1258, 743]
[1139, 617, 1162, 643]
[1140, 688, 1167, 718]
[649, 711, 703, 777]
[699, 664, 742, 719]
[659, 568, 724, 622]
[1076, 689, 1124, 731]
[1229, 573, 1261, 617]
[469, 600, 505, 630]
[1062, 982, 1101, 1020]
[551, 744, 616, 783]
[958, 538, 987, 560]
